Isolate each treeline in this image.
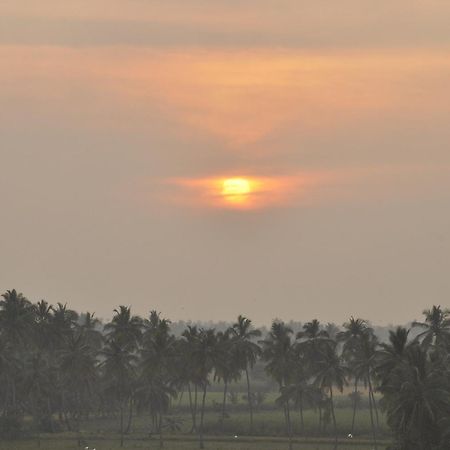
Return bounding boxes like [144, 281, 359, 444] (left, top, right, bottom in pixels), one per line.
[0, 289, 450, 450]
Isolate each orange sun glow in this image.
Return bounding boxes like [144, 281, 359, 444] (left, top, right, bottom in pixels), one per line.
[220, 178, 253, 206]
[168, 175, 309, 210]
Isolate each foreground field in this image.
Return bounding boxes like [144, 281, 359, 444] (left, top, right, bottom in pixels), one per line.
[76, 400, 388, 439]
[0, 437, 385, 450]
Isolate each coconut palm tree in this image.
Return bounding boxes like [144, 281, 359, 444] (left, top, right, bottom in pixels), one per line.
[260, 321, 295, 446]
[0, 290, 35, 339]
[376, 326, 411, 383]
[0, 290, 36, 415]
[140, 311, 177, 435]
[104, 306, 143, 348]
[100, 339, 137, 447]
[213, 330, 240, 428]
[58, 332, 97, 430]
[278, 361, 316, 436]
[351, 332, 380, 449]
[313, 341, 347, 450]
[181, 325, 202, 433]
[77, 312, 103, 350]
[379, 343, 450, 449]
[296, 319, 333, 370]
[413, 305, 450, 349]
[337, 317, 372, 435]
[230, 315, 261, 434]
[190, 328, 218, 449]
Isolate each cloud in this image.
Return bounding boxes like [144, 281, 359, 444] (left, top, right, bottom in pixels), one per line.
[2, 1, 450, 48]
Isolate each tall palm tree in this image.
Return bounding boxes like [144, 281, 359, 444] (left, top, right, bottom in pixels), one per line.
[313, 342, 347, 450]
[351, 332, 380, 449]
[413, 305, 450, 349]
[104, 306, 143, 348]
[0, 290, 36, 414]
[260, 321, 295, 446]
[376, 326, 411, 383]
[0, 290, 36, 346]
[230, 315, 261, 434]
[77, 312, 103, 350]
[181, 325, 202, 433]
[100, 339, 137, 447]
[296, 319, 332, 369]
[190, 328, 218, 449]
[140, 311, 177, 435]
[278, 360, 315, 436]
[58, 332, 97, 430]
[213, 330, 240, 428]
[337, 317, 372, 435]
[379, 343, 450, 449]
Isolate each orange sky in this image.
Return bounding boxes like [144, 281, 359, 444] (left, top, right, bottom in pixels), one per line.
[1, 1, 450, 324]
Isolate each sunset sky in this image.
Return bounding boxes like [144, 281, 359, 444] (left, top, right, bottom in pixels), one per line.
[1, 1, 450, 325]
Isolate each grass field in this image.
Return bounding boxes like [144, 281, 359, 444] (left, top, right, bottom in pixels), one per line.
[0, 437, 386, 450]
[77, 390, 387, 439]
[3, 390, 388, 449]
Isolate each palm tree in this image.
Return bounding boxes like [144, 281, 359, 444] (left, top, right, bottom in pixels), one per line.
[58, 332, 97, 430]
[213, 330, 240, 428]
[351, 332, 380, 449]
[376, 326, 411, 383]
[260, 321, 295, 446]
[337, 317, 372, 435]
[278, 361, 316, 436]
[313, 342, 347, 450]
[77, 312, 103, 350]
[136, 375, 175, 448]
[296, 319, 333, 369]
[0, 290, 35, 345]
[181, 325, 202, 433]
[0, 290, 36, 414]
[100, 339, 137, 447]
[139, 312, 177, 448]
[140, 311, 177, 435]
[379, 343, 450, 449]
[190, 328, 218, 449]
[413, 305, 450, 349]
[230, 315, 261, 434]
[104, 306, 143, 348]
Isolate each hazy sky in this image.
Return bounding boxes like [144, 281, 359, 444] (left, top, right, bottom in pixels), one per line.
[1, 1, 450, 325]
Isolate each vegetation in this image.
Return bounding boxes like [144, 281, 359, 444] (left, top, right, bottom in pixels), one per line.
[0, 289, 450, 450]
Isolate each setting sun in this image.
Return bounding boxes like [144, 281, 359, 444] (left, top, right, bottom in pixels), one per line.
[168, 174, 309, 210]
[222, 178, 251, 197]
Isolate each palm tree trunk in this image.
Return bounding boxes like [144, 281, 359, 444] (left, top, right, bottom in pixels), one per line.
[221, 379, 228, 429]
[329, 386, 338, 450]
[286, 401, 293, 450]
[47, 398, 54, 433]
[370, 387, 380, 430]
[318, 404, 322, 434]
[188, 383, 196, 433]
[178, 390, 184, 408]
[245, 367, 253, 434]
[125, 397, 133, 434]
[299, 393, 304, 435]
[351, 377, 358, 434]
[367, 375, 378, 450]
[120, 403, 124, 447]
[159, 413, 164, 448]
[194, 384, 198, 432]
[199, 384, 207, 449]
[12, 378, 17, 410]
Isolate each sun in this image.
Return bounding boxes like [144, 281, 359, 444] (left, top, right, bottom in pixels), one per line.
[221, 178, 251, 197]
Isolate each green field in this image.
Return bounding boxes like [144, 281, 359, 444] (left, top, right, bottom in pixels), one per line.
[3, 390, 388, 449]
[0, 438, 385, 450]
